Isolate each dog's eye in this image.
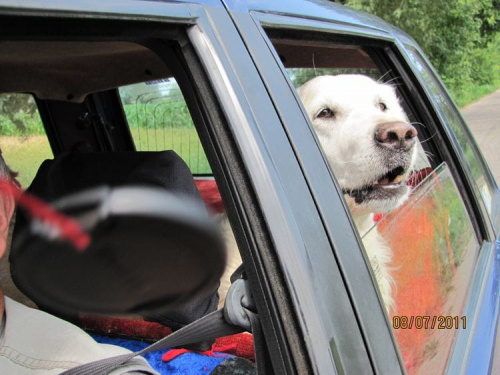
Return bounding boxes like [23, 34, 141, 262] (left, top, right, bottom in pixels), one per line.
[378, 102, 388, 111]
[317, 108, 335, 119]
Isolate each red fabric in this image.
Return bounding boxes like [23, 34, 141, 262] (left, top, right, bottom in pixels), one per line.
[80, 315, 172, 341]
[372, 168, 447, 373]
[162, 334, 255, 362]
[79, 315, 256, 362]
[407, 167, 433, 188]
[377, 168, 453, 374]
[0, 179, 90, 251]
[381, 200, 438, 369]
[214, 333, 255, 362]
[380, 198, 448, 374]
[162, 345, 230, 362]
[194, 179, 224, 214]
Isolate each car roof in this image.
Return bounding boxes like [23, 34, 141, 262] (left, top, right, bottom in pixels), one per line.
[0, 0, 418, 45]
[0, 0, 419, 101]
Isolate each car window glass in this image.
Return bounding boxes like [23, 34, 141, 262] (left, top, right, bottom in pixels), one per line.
[0, 93, 53, 187]
[405, 47, 493, 215]
[265, 35, 480, 374]
[118, 79, 212, 175]
[365, 162, 478, 373]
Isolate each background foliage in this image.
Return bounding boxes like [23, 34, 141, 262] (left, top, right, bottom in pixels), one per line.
[337, 0, 500, 105]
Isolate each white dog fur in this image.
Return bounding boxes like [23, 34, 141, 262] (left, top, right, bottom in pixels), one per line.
[297, 74, 418, 311]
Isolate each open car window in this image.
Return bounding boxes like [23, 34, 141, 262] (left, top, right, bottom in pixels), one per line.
[264, 33, 482, 375]
[118, 79, 212, 175]
[0, 93, 53, 187]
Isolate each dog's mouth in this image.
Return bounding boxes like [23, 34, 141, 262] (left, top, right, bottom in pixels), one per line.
[343, 166, 409, 204]
[374, 166, 406, 187]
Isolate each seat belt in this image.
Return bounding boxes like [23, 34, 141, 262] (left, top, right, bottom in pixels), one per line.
[62, 278, 256, 375]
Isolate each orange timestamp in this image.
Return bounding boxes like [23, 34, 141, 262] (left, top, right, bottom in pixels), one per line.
[392, 315, 467, 329]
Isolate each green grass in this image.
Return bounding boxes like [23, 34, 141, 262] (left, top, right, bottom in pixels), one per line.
[0, 135, 53, 188]
[452, 81, 500, 108]
[0, 127, 212, 188]
[131, 127, 211, 174]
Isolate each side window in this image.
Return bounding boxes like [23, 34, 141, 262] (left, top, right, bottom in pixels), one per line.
[266, 35, 480, 374]
[118, 79, 211, 175]
[0, 93, 53, 187]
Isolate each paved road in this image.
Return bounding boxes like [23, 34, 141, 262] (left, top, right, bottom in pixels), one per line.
[461, 90, 500, 184]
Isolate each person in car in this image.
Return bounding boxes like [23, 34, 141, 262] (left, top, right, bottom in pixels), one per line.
[0, 151, 158, 375]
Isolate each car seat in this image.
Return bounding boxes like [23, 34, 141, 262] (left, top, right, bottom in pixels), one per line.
[10, 151, 224, 329]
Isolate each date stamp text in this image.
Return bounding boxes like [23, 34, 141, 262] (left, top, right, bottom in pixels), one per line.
[392, 315, 466, 330]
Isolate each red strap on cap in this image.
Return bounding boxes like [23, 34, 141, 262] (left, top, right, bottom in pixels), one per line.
[0, 179, 90, 251]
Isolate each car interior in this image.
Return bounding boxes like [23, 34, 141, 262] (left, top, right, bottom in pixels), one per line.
[0, 21, 264, 372]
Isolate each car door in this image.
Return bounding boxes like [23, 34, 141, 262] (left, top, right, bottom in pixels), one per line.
[219, 1, 500, 374]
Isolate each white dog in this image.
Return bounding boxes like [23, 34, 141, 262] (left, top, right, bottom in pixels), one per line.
[297, 74, 418, 311]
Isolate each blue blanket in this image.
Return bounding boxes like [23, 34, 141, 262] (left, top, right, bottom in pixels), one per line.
[92, 334, 255, 374]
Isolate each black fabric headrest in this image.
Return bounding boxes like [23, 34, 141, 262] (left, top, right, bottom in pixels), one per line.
[21, 150, 202, 201]
[10, 151, 225, 317]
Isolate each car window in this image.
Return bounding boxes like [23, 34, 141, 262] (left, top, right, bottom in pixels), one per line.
[0, 93, 53, 187]
[118, 79, 212, 175]
[265, 34, 481, 374]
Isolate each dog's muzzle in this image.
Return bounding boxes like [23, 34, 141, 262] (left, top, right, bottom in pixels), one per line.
[342, 121, 418, 205]
[375, 121, 417, 151]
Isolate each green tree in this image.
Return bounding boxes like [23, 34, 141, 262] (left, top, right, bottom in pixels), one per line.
[339, 0, 500, 97]
[0, 94, 44, 135]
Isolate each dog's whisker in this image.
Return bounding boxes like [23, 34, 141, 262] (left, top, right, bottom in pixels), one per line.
[377, 70, 393, 83]
[411, 121, 427, 129]
[381, 75, 402, 86]
[419, 132, 438, 144]
[312, 53, 318, 78]
[423, 150, 435, 161]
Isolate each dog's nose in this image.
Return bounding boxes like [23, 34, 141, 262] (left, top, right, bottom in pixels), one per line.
[375, 121, 418, 150]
